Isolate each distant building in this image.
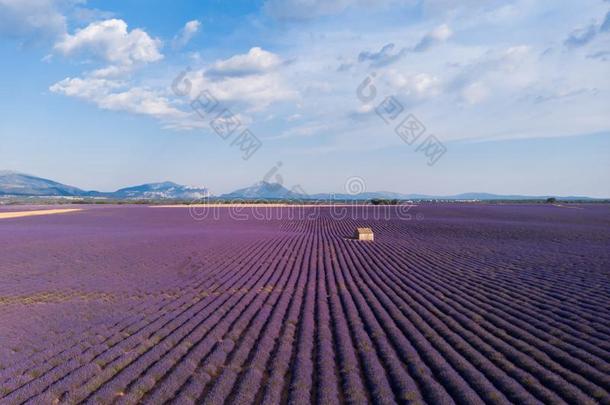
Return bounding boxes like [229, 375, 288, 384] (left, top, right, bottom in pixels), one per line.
[355, 227, 374, 241]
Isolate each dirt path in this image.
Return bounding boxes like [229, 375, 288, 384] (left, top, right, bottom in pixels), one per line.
[0, 208, 83, 220]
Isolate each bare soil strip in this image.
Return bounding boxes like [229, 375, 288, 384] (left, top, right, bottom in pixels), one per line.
[0, 209, 83, 220]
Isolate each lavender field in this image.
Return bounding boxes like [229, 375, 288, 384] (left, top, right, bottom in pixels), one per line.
[0, 204, 609, 405]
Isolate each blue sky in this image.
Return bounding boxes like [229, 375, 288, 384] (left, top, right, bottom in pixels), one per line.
[0, 0, 609, 197]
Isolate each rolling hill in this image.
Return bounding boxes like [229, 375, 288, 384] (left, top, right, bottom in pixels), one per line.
[0, 172, 208, 200]
[0, 171, 603, 201]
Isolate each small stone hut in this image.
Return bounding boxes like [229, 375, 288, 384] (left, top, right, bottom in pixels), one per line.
[355, 227, 374, 241]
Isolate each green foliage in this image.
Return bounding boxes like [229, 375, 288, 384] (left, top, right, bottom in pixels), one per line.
[370, 199, 400, 205]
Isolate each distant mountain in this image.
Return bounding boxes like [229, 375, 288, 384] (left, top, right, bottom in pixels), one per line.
[400, 192, 599, 201]
[0, 171, 604, 201]
[110, 182, 209, 200]
[0, 171, 208, 200]
[219, 181, 301, 199]
[0, 171, 85, 197]
[219, 183, 601, 201]
[308, 191, 409, 201]
[310, 191, 600, 201]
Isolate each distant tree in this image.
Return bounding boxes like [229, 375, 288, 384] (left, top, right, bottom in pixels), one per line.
[546, 197, 557, 203]
[370, 199, 400, 205]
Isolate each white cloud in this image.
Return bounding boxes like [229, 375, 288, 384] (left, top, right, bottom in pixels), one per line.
[563, 9, 610, 49]
[189, 69, 297, 110]
[446, 45, 532, 95]
[461, 81, 488, 104]
[49, 43, 297, 131]
[386, 71, 441, 98]
[89, 65, 132, 78]
[101, 88, 181, 119]
[41, 0, 610, 147]
[70, 7, 115, 25]
[0, 0, 67, 41]
[429, 24, 453, 41]
[50, 76, 120, 98]
[413, 24, 453, 52]
[356, 104, 374, 114]
[174, 48, 295, 113]
[268, 122, 330, 140]
[206, 47, 283, 78]
[564, 24, 598, 48]
[50, 76, 187, 123]
[358, 43, 407, 67]
[54, 19, 163, 66]
[172, 20, 201, 49]
[50, 46, 297, 132]
[357, 24, 452, 69]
